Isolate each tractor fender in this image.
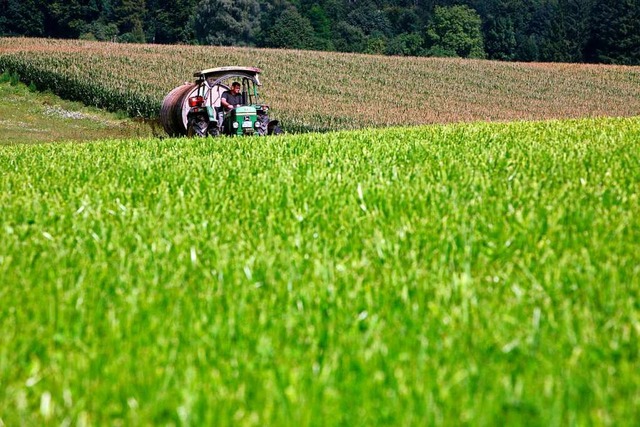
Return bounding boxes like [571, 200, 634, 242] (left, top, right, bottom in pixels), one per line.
[267, 119, 280, 131]
[187, 106, 216, 121]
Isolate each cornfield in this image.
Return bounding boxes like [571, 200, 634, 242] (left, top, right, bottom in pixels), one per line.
[1, 37, 640, 132]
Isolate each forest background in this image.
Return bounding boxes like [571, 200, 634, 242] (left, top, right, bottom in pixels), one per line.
[1, 0, 639, 65]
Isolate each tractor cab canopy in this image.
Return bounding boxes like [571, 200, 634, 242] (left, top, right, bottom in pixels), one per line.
[192, 66, 263, 110]
[194, 66, 262, 87]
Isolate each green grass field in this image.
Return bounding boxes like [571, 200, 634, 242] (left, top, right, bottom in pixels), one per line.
[1, 116, 639, 425]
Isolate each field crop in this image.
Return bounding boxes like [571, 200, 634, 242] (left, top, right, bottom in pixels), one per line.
[1, 37, 640, 133]
[1, 117, 639, 425]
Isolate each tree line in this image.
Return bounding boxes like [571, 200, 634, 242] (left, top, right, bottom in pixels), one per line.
[1, 0, 638, 65]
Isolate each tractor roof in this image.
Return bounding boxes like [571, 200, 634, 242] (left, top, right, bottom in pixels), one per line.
[194, 66, 262, 79]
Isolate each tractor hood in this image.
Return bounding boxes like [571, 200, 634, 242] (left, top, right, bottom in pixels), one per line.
[233, 106, 257, 114]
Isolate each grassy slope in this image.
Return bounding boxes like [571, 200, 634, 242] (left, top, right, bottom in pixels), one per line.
[1, 38, 640, 133]
[1, 117, 639, 425]
[0, 79, 156, 144]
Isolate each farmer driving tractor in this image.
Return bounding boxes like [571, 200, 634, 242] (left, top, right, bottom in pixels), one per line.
[221, 81, 243, 111]
[161, 66, 283, 137]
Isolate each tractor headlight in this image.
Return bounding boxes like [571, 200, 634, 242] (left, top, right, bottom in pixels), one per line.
[254, 121, 260, 128]
[232, 122, 239, 129]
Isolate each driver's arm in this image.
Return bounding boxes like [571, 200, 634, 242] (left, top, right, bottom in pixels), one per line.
[221, 94, 233, 110]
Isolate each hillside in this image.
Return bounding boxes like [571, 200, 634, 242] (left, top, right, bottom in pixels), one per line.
[1, 37, 639, 133]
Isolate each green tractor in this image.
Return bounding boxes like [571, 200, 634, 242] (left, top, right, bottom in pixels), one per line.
[160, 66, 283, 138]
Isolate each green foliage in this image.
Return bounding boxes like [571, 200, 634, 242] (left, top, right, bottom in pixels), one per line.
[516, 34, 540, 62]
[46, 0, 101, 39]
[306, 4, 334, 50]
[588, 0, 640, 65]
[113, 0, 146, 42]
[385, 6, 422, 35]
[364, 36, 386, 55]
[115, 109, 130, 119]
[80, 21, 119, 42]
[1, 117, 639, 424]
[385, 32, 424, 57]
[2, 0, 45, 37]
[264, 7, 316, 50]
[425, 44, 458, 58]
[347, 2, 392, 38]
[0, 70, 21, 85]
[484, 16, 516, 60]
[78, 32, 97, 41]
[333, 21, 366, 52]
[426, 5, 486, 59]
[119, 20, 146, 43]
[192, 0, 261, 46]
[147, 0, 198, 43]
[538, 21, 571, 62]
[560, 0, 595, 62]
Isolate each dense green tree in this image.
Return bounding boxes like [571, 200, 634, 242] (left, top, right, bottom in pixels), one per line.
[347, 1, 392, 37]
[307, 3, 335, 50]
[80, 20, 119, 41]
[263, 7, 316, 49]
[44, 0, 100, 38]
[385, 6, 422, 35]
[425, 5, 486, 58]
[588, 0, 640, 65]
[484, 15, 516, 60]
[111, 0, 146, 42]
[304, 0, 345, 23]
[75, 0, 119, 41]
[386, 32, 424, 56]
[478, 0, 535, 61]
[1, 0, 46, 36]
[516, 34, 540, 61]
[192, 0, 261, 46]
[537, 2, 572, 62]
[147, 0, 198, 43]
[560, 0, 595, 62]
[365, 35, 387, 54]
[333, 21, 367, 52]
[0, 1, 6, 35]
